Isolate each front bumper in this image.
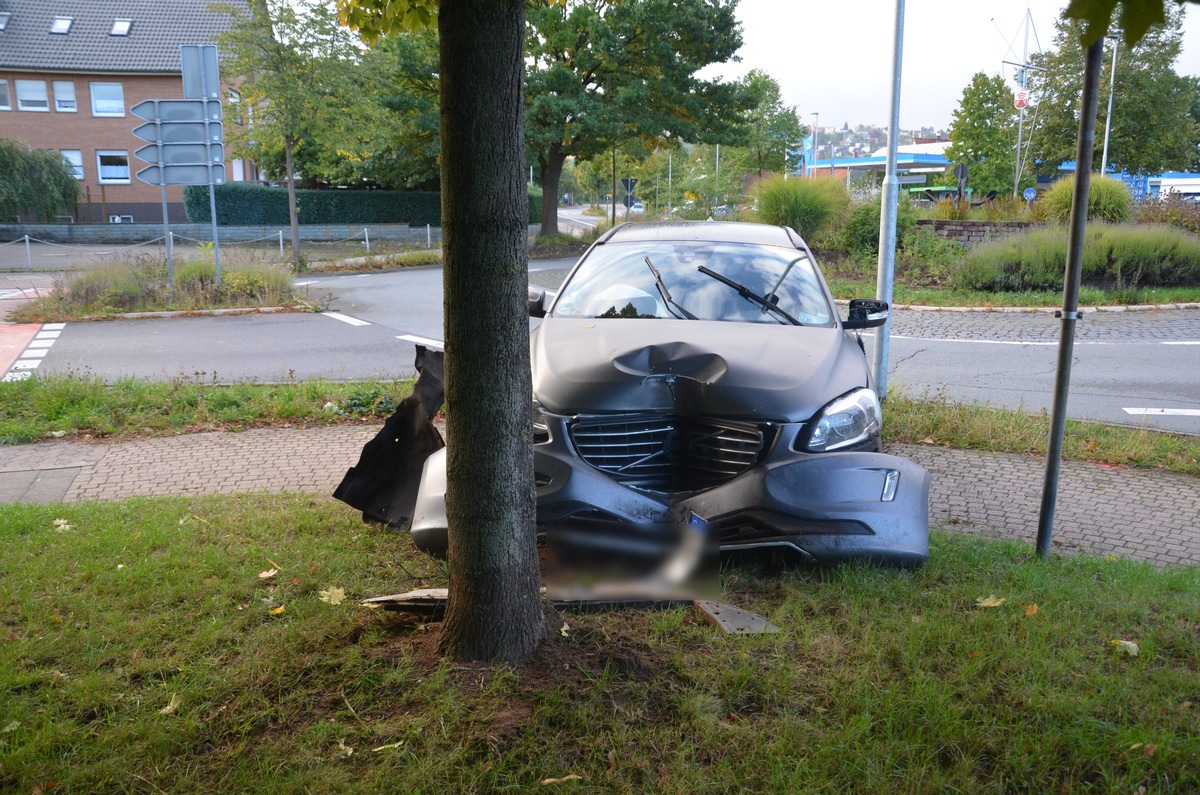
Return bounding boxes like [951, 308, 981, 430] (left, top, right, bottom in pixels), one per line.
[410, 420, 929, 567]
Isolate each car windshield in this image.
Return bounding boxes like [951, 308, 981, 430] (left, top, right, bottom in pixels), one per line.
[551, 240, 834, 325]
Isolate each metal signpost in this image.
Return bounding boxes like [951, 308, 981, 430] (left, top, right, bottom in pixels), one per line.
[133, 45, 225, 286]
[621, 178, 637, 221]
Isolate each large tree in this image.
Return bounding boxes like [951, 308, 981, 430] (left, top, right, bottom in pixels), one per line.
[340, 0, 544, 662]
[1028, 4, 1200, 177]
[0, 138, 80, 222]
[741, 69, 804, 178]
[946, 73, 1029, 197]
[218, 0, 363, 263]
[525, 0, 751, 235]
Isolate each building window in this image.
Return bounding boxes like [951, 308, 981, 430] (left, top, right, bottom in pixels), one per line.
[0, 81, 10, 111]
[53, 81, 77, 112]
[90, 82, 125, 117]
[15, 80, 49, 112]
[61, 150, 84, 180]
[97, 151, 130, 184]
[111, 19, 133, 36]
[50, 16, 73, 34]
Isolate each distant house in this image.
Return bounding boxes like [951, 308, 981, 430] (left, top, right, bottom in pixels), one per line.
[0, 0, 253, 223]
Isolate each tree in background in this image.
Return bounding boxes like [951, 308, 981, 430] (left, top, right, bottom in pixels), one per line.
[1028, 5, 1200, 177]
[0, 138, 80, 223]
[741, 69, 805, 178]
[946, 73, 1028, 197]
[525, 0, 750, 236]
[218, 0, 363, 263]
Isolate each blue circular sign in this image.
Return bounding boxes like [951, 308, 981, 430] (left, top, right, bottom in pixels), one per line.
[1023, 188, 1037, 202]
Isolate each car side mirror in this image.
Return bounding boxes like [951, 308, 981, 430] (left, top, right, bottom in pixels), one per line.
[843, 298, 889, 329]
[528, 286, 550, 318]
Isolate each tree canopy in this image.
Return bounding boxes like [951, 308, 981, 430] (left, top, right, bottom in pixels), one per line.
[740, 69, 805, 178]
[0, 137, 80, 222]
[946, 73, 1029, 196]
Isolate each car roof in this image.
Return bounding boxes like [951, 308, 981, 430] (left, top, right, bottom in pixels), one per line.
[596, 221, 806, 250]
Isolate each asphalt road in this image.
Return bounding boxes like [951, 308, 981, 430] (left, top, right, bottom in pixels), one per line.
[2, 240, 1198, 434]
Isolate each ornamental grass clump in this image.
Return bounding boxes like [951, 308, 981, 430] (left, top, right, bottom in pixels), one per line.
[1039, 175, 1133, 224]
[755, 175, 849, 239]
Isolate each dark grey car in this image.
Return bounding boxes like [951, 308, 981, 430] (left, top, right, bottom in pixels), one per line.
[411, 221, 929, 567]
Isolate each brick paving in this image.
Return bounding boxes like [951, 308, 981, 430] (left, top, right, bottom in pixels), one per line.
[1, 425, 1196, 568]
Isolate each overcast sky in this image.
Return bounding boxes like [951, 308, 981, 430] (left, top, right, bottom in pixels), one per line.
[699, 0, 1200, 132]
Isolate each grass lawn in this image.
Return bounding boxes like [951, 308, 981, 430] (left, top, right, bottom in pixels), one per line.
[2, 494, 1197, 793]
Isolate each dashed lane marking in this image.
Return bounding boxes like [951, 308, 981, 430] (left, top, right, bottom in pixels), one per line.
[321, 312, 371, 326]
[397, 334, 444, 350]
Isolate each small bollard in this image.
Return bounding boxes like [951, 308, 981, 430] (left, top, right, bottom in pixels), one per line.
[25, 234, 33, 271]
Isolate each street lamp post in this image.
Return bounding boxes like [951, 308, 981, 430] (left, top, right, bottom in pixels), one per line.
[810, 112, 819, 178]
[1100, 32, 1121, 176]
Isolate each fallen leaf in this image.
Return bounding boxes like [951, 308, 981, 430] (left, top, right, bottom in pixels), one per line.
[359, 602, 383, 610]
[336, 738, 354, 758]
[1111, 639, 1139, 656]
[607, 750, 616, 770]
[1, 721, 19, 733]
[975, 595, 1007, 608]
[258, 568, 278, 580]
[52, 519, 73, 532]
[310, 563, 320, 573]
[541, 774, 583, 785]
[1139, 743, 1158, 758]
[922, 437, 936, 445]
[159, 694, 182, 715]
[559, 621, 570, 637]
[319, 587, 346, 606]
[269, 605, 286, 616]
[1025, 603, 1039, 617]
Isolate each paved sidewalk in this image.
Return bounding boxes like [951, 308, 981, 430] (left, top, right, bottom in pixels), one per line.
[1, 425, 1197, 567]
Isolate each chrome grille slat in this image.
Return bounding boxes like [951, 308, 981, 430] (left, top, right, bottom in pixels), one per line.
[569, 415, 764, 493]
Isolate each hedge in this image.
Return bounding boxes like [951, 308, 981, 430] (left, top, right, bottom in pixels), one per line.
[184, 183, 542, 226]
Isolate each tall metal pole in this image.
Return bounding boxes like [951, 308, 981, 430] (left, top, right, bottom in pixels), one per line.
[1013, 10, 1031, 197]
[810, 112, 819, 178]
[871, 0, 904, 400]
[1036, 36, 1105, 559]
[1100, 34, 1119, 175]
[667, 151, 672, 211]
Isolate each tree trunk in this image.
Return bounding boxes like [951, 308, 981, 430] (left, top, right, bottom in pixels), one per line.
[538, 143, 566, 237]
[284, 135, 301, 266]
[437, 0, 545, 663]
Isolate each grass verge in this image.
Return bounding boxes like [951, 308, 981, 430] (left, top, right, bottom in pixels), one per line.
[1, 494, 1197, 793]
[0, 375, 415, 445]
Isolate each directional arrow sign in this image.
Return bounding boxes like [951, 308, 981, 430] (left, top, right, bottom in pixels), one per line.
[135, 142, 224, 166]
[131, 98, 222, 122]
[133, 120, 222, 144]
[137, 163, 226, 186]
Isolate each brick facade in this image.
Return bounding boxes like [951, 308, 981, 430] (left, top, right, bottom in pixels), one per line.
[915, 219, 1038, 248]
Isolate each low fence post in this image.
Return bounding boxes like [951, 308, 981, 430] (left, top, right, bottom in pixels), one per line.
[25, 235, 33, 271]
[364, 227, 370, 253]
[279, 230, 284, 257]
[426, 224, 431, 248]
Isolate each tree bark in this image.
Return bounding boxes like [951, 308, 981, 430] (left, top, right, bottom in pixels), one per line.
[284, 135, 301, 265]
[538, 143, 566, 237]
[437, 0, 545, 663]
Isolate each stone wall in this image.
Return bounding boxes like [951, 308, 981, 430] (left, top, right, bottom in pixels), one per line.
[915, 219, 1038, 248]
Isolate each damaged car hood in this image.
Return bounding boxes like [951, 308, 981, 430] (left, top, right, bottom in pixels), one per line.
[531, 318, 866, 422]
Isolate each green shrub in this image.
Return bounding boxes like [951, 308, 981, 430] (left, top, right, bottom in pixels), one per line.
[930, 198, 971, 220]
[1038, 175, 1133, 224]
[754, 175, 849, 238]
[952, 223, 1200, 292]
[839, 195, 918, 257]
[1135, 192, 1200, 234]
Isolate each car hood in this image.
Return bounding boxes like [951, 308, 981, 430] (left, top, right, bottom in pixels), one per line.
[531, 318, 867, 422]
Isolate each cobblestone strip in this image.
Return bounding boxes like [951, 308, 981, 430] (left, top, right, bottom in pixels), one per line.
[64, 426, 377, 502]
[893, 443, 1200, 566]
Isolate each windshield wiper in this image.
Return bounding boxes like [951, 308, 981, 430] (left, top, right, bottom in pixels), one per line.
[645, 256, 697, 320]
[696, 265, 802, 325]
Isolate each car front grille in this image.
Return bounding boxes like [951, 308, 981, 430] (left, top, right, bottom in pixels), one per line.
[569, 414, 765, 493]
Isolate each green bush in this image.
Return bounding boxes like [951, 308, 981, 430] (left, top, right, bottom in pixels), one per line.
[184, 184, 543, 226]
[754, 175, 849, 238]
[1038, 175, 1133, 224]
[952, 223, 1200, 292]
[1135, 192, 1200, 234]
[839, 195, 918, 257]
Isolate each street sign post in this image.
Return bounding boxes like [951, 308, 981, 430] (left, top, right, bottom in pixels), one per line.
[133, 46, 225, 285]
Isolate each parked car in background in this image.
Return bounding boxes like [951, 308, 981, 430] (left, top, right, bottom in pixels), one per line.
[631, 201, 645, 215]
[412, 221, 930, 568]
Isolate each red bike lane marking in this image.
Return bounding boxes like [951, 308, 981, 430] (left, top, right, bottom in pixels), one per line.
[0, 324, 42, 377]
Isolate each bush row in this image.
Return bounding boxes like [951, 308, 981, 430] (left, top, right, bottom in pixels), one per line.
[953, 223, 1200, 291]
[184, 183, 542, 226]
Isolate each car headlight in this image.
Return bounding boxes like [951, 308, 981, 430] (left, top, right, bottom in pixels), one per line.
[803, 388, 882, 452]
[532, 398, 551, 443]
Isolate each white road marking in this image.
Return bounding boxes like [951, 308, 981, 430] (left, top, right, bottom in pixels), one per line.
[1163, 341, 1200, 345]
[890, 335, 1199, 346]
[43, 323, 66, 330]
[1123, 408, 1200, 417]
[19, 348, 49, 359]
[321, 312, 371, 326]
[397, 334, 444, 350]
[295, 281, 319, 286]
[2, 371, 32, 382]
[35, 330, 61, 339]
[27, 339, 54, 348]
